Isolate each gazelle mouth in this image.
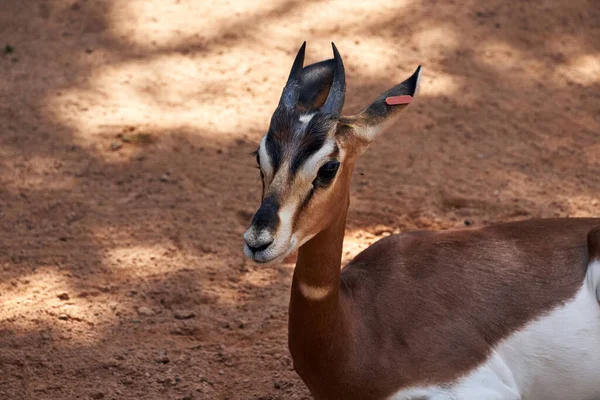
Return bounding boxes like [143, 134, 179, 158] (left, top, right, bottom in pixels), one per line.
[244, 246, 284, 264]
[243, 237, 297, 265]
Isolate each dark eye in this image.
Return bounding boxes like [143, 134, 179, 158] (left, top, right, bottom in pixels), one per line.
[253, 151, 265, 180]
[313, 161, 340, 187]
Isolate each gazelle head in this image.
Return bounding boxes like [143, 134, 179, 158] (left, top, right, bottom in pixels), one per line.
[243, 42, 421, 263]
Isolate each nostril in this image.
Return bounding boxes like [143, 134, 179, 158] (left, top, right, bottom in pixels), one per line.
[246, 239, 274, 253]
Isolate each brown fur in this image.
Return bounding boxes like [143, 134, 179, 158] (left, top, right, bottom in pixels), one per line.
[289, 218, 600, 399]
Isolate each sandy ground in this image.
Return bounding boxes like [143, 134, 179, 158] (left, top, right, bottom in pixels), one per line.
[0, 0, 599, 399]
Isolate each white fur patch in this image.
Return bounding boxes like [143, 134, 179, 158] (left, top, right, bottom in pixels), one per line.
[360, 125, 379, 142]
[298, 281, 332, 301]
[299, 140, 336, 179]
[299, 113, 315, 124]
[255, 201, 297, 262]
[389, 260, 600, 400]
[258, 135, 273, 178]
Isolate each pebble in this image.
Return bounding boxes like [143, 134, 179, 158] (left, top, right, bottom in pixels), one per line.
[109, 141, 122, 151]
[57, 293, 70, 300]
[159, 173, 170, 182]
[155, 351, 170, 364]
[137, 306, 155, 317]
[90, 391, 105, 399]
[173, 310, 195, 320]
[58, 314, 68, 320]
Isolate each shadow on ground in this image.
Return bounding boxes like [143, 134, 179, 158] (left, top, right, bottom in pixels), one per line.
[0, 0, 599, 399]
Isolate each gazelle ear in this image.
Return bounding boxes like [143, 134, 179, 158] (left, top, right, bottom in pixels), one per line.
[341, 66, 421, 144]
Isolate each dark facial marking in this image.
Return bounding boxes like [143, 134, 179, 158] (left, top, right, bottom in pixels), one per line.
[265, 106, 335, 178]
[265, 132, 283, 172]
[252, 149, 265, 198]
[250, 194, 280, 232]
[290, 112, 333, 175]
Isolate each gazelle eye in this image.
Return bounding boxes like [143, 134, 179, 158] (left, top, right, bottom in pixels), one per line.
[313, 161, 340, 187]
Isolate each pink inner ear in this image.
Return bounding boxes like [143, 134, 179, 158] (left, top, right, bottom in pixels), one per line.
[385, 95, 413, 105]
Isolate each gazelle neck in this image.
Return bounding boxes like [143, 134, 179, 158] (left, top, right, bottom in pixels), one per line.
[288, 196, 353, 391]
[293, 209, 347, 301]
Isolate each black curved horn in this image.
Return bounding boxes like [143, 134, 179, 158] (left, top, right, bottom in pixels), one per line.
[279, 41, 306, 109]
[321, 43, 346, 117]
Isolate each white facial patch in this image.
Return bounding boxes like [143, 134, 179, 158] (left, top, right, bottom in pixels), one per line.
[298, 139, 337, 180]
[251, 200, 299, 263]
[299, 113, 315, 124]
[258, 135, 273, 178]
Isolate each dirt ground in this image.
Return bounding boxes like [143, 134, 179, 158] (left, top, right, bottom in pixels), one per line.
[0, 0, 599, 399]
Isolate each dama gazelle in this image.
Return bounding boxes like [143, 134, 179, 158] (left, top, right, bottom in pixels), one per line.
[242, 42, 600, 399]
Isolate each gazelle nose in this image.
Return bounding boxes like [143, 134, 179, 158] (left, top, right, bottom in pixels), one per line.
[243, 229, 274, 254]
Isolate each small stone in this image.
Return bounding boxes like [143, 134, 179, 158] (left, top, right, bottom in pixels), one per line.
[218, 370, 224, 375]
[58, 314, 68, 320]
[159, 173, 170, 183]
[273, 381, 281, 389]
[34, 384, 49, 392]
[66, 212, 79, 223]
[155, 351, 170, 364]
[100, 360, 119, 369]
[90, 391, 105, 399]
[109, 141, 122, 151]
[464, 220, 472, 226]
[137, 306, 155, 317]
[173, 310, 195, 320]
[57, 293, 70, 300]
[158, 377, 175, 386]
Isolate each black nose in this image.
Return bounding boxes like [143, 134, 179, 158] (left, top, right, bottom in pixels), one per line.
[251, 196, 280, 232]
[245, 238, 274, 253]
